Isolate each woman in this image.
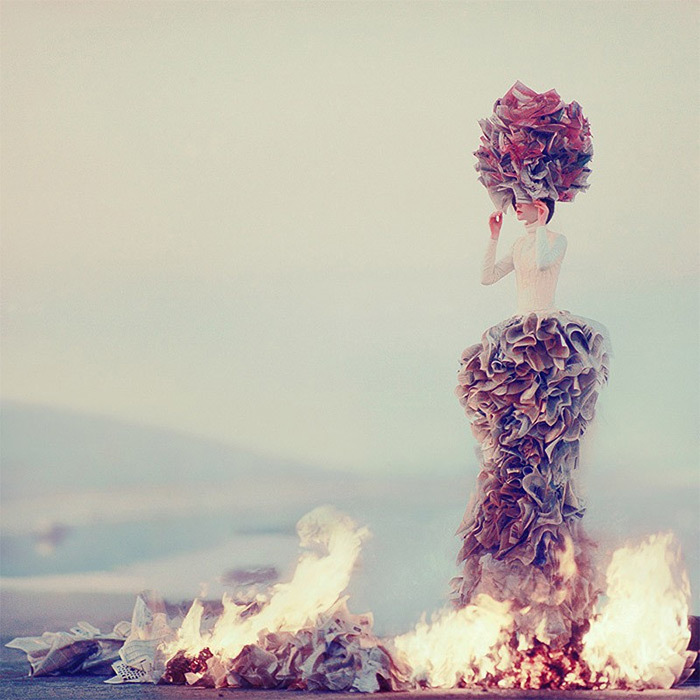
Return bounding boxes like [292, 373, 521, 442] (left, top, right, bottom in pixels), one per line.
[452, 191, 609, 647]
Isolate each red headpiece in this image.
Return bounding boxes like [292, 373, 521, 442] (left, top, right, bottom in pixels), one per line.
[474, 81, 593, 211]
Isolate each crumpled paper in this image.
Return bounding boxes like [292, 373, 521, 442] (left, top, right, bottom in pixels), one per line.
[6, 620, 130, 676]
[453, 311, 608, 646]
[106, 590, 174, 683]
[474, 81, 593, 211]
[162, 597, 411, 692]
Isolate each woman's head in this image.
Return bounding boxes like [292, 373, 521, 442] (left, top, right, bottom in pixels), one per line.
[514, 198, 555, 225]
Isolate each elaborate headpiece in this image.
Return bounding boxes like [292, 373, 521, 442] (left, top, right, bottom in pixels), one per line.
[474, 81, 593, 211]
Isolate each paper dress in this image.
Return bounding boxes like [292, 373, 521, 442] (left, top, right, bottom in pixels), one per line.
[452, 219, 609, 647]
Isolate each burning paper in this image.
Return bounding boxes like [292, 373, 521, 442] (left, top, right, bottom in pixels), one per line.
[161, 506, 369, 661]
[7, 508, 696, 691]
[146, 513, 695, 691]
[392, 594, 514, 687]
[582, 532, 696, 689]
[127, 506, 409, 691]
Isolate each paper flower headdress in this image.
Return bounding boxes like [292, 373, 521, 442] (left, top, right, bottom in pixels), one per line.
[474, 81, 593, 211]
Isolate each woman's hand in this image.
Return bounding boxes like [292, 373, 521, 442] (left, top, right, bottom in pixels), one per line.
[489, 211, 503, 240]
[535, 200, 549, 226]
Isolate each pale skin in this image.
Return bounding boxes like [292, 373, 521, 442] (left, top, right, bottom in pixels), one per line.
[481, 199, 566, 286]
[489, 200, 549, 239]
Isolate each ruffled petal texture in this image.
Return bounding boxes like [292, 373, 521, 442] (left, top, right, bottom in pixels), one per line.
[453, 311, 609, 647]
[474, 81, 593, 211]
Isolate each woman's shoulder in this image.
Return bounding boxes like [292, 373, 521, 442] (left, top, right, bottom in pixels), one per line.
[546, 228, 566, 239]
[543, 228, 567, 248]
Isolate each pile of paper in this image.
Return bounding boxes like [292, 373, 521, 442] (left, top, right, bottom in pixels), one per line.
[157, 598, 410, 691]
[6, 620, 130, 676]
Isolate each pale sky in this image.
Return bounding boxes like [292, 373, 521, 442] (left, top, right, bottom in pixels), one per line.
[1, 1, 698, 481]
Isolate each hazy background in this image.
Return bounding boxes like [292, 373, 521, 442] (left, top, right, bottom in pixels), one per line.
[1, 1, 698, 634]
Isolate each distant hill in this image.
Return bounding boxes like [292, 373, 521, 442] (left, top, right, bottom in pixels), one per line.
[0, 401, 332, 499]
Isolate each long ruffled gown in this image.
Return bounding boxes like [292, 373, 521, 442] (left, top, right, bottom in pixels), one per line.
[452, 221, 610, 648]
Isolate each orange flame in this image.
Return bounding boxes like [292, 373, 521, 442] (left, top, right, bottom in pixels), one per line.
[156, 510, 694, 691]
[162, 506, 368, 663]
[392, 595, 513, 687]
[582, 532, 694, 689]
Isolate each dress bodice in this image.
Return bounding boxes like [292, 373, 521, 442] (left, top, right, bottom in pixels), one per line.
[480, 223, 567, 313]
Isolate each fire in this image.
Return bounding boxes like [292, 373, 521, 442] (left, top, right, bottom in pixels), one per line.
[581, 532, 695, 689]
[557, 532, 577, 583]
[392, 595, 513, 687]
[392, 533, 695, 691]
[162, 506, 368, 663]
[107, 509, 694, 691]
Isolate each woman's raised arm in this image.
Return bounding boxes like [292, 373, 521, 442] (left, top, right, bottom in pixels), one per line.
[481, 211, 514, 285]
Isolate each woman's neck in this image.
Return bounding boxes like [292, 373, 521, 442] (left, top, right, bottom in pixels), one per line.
[524, 221, 540, 235]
